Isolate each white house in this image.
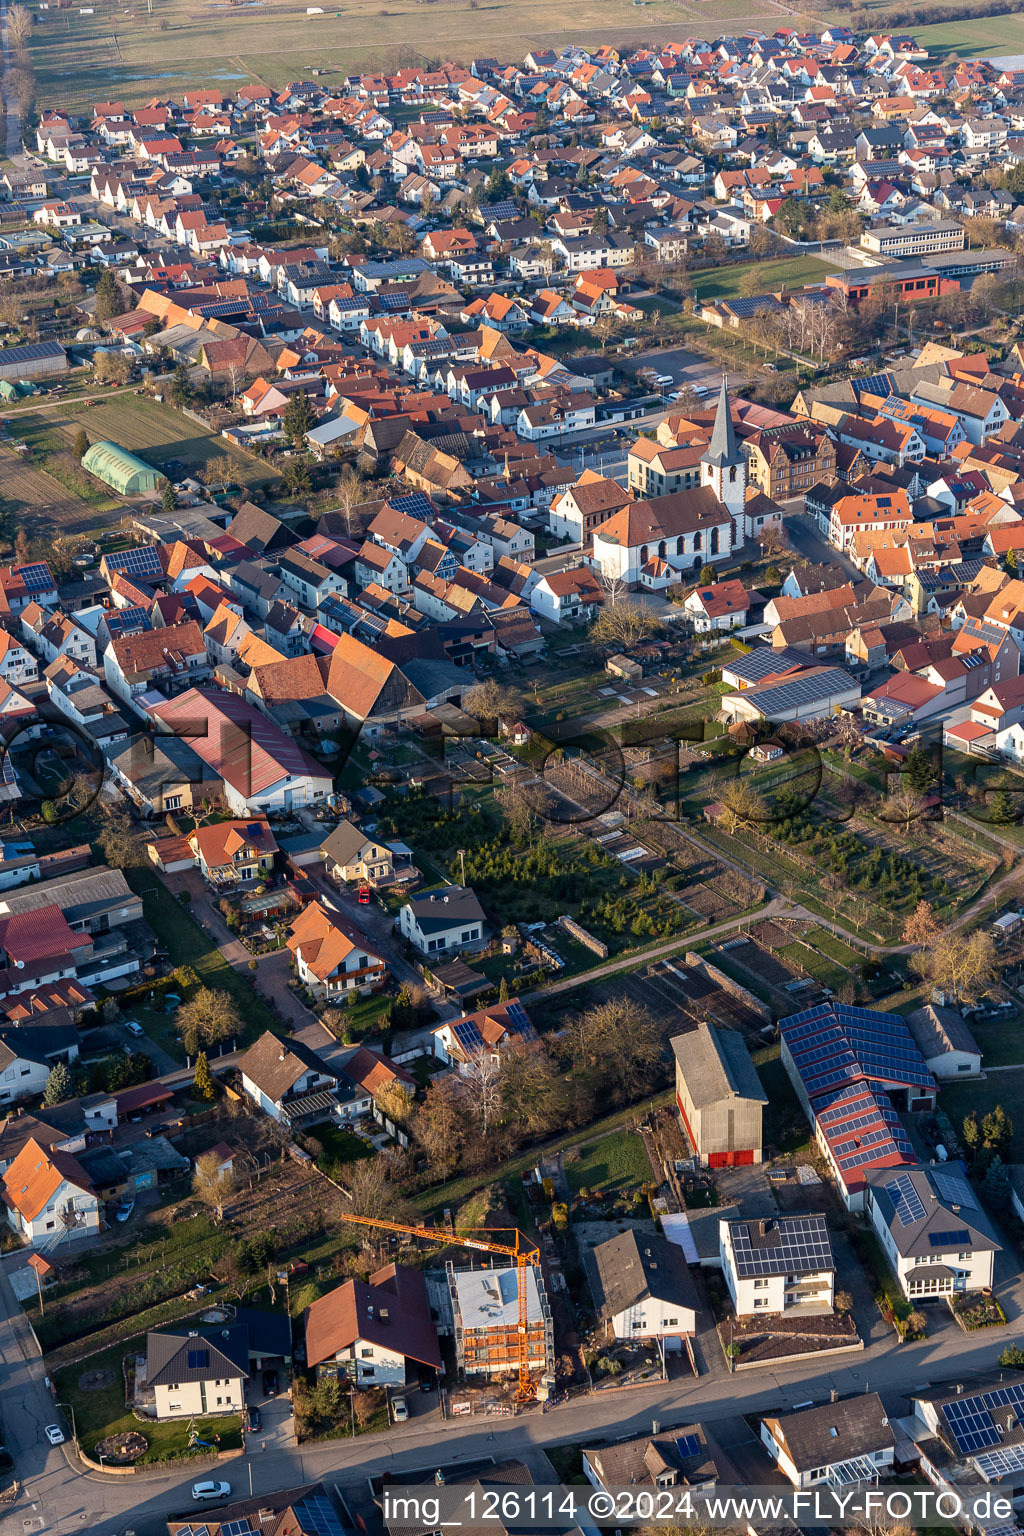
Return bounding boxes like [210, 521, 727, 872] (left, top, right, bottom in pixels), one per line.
[530, 566, 604, 624]
[398, 886, 486, 956]
[304, 1263, 441, 1387]
[719, 1214, 835, 1316]
[0, 630, 39, 686]
[863, 1164, 999, 1301]
[683, 578, 753, 633]
[0, 1024, 80, 1107]
[2, 1137, 101, 1249]
[147, 689, 333, 815]
[238, 1030, 339, 1125]
[144, 1325, 249, 1420]
[905, 1004, 981, 1079]
[285, 901, 387, 1000]
[760, 1395, 895, 1490]
[590, 1230, 700, 1347]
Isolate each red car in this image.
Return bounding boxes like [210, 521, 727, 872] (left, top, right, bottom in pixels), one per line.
[357, 886, 371, 904]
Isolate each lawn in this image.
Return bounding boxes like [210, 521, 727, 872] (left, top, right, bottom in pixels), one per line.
[312, 1122, 373, 1169]
[968, 1014, 1024, 1068]
[940, 1072, 1024, 1160]
[125, 871, 280, 1043]
[54, 1338, 243, 1463]
[564, 1130, 652, 1193]
[689, 255, 839, 305]
[753, 1048, 811, 1158]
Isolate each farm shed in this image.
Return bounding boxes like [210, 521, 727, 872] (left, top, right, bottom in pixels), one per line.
[0, 340, 68, 382]
[81, 440, 165, 495]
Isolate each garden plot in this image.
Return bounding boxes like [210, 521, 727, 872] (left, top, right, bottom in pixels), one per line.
[715, 937, 807, 993]
[644, 958, 769, 1041]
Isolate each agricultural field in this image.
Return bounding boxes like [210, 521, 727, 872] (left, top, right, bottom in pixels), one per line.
[911, 11, 1024, 57]
[0, 441, 118, 535]
[27, 0, 831, 113]
[14, 395, 279, 508]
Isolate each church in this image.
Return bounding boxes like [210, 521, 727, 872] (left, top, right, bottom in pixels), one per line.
[589, 378, 775, 590]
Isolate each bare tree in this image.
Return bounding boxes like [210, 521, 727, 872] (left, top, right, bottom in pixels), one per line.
[193, 1151, 235, 1220]
[590, 599, 664, 649]
[910, 929, 997, 1007]
[462, 1051, 503, 1134]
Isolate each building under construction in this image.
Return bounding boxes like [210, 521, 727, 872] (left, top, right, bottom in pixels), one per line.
[447, 1263, 554, 1381]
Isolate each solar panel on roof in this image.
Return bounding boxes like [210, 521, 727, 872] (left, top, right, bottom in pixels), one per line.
[929, 1229, 970, 1247]
[295, 1492, 346, 1536]
[453, 1020, 483, 1052]
[676, 1432, 702, 1458]
[14, 562, 53, 592]
[885, 1172, 926, 1225]
[187, 1347, 209, 1368]
[105, 545, 162, 579]
[932, 1169, 977, 1209]
[222, 1522, 256, 1536]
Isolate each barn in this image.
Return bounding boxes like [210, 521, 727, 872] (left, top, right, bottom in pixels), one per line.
[81, 440, 165, 495]
[672, 1023, 767, 1167]
[0, 340, 68, 382]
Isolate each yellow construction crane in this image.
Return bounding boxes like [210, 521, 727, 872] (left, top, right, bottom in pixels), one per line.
[339, 1213, 541, 1402]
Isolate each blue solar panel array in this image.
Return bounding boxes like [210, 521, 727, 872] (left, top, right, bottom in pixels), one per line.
[187, 1347, 209, 1368]
[676, 1433, 703, 1459]
[943, 1385, 1024, 1455]
[885, 1173, 926, 1226]
[388, 492, 435, 520]
[103, 545, 163, 579]
[14, 562, 54, 592]
[929, 1229, 970, 1248]
[294, 1491, 346, 1535]
[453, 1019, 485, 1053]
[105, 606, 151, 638]
[780, 1003, 935, 1100]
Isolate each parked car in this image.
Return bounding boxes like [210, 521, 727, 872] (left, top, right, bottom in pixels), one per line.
[262, 1369, 278, 1398]
[392, 1398, 409, 1422]
[44, 1425, 65, 1446]
[192, 1482, 231, 1503]
[123, 1020, 144, 1038]
[246, 1404, 261, 1432]
[115, 1199, 135, 1223]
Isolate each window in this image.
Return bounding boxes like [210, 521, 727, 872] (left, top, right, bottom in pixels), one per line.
[754, 1297, 769, 1308]
[754, 1279, 768, 1289]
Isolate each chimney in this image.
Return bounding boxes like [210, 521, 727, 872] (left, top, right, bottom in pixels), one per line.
[830, 1388, 837, 1403]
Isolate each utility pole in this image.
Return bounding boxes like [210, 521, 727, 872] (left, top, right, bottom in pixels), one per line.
[458, 848, 466, 885]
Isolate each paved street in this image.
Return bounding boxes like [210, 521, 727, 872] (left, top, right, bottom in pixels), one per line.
[5, 1272, 1024, 1536]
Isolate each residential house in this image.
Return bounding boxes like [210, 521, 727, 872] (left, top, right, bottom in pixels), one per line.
[760, 1394, 895, 1490]
[398, 886, 486, 956]
[719, 1214, 835, 1316]
[863, 1163, 999, 1301]
[304, 1263, 441, 1385]
[285, 901, 387, 1000]
[589, 1229, 700, 1346]
[238, 1029, 340, 1126]
[188, 818, 279, 887]
[1, 1136, 101, 1248]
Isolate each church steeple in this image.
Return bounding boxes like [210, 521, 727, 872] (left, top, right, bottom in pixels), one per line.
[701, 374, 741, 471]
[699, 373, 746, 535]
